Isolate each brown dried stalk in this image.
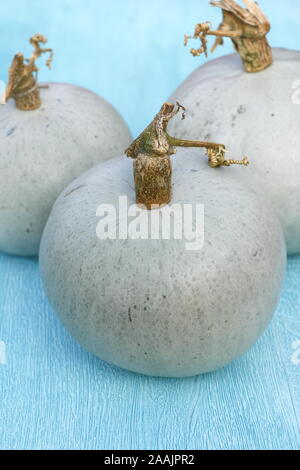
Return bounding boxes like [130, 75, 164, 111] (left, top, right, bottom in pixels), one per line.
[126, 102, 249, 209]
[185, 0, 272, 73]
[6, 34, 53, 111]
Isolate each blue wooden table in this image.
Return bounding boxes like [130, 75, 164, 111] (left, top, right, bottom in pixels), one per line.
[0, 0, 299, 450]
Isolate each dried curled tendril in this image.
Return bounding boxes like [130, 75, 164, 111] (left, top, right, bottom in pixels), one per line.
[207, 147, 249, 168]
[184, 22, 212, 57]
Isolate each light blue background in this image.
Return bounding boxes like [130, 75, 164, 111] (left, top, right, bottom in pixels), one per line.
[0, 0, 299, 450]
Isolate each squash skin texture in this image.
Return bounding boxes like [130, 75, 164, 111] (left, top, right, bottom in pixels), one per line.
[0, 82, 132, 256]
[169, 48, 300, 255]
[40, 149, 286, 378]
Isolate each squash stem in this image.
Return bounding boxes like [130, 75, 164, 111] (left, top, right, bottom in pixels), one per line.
[6, 34, 53, 111]
[125, 102, 249, 209]
[185, 0, 273, 73]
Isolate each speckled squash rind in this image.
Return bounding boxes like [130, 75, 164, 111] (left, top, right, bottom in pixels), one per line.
[0, 82, 132, 256]
[169, 48, 300, 255]
[40, 149, 286, 378]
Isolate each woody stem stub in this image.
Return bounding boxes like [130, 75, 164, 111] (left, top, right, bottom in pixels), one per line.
[134, 155, 172, 210]
[14, 80, 41, 111]
[229, 34, 272, 73]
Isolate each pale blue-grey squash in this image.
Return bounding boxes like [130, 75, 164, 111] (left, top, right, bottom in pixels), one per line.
[169, 0, 300, 255]
[0, 82, 131, 256]
[40, 148, 286, 378]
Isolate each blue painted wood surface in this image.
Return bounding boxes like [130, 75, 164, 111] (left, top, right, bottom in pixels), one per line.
[0, 0, 300, 450]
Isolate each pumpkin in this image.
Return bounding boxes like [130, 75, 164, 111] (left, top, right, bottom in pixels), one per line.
[40, 103, 286, 378]
[0, 34, 131, 256]
[169, 0, 300, 255]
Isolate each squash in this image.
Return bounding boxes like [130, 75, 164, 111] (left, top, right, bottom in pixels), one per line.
[0, 34, 131, 256]
[169, 0, 300, 254]
[40, 103, 286, 377]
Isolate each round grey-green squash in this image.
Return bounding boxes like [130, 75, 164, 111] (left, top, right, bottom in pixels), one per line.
[40, 148, 286, 378]
[169, 48, 300, 255]
[0, 82, 131, 256]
